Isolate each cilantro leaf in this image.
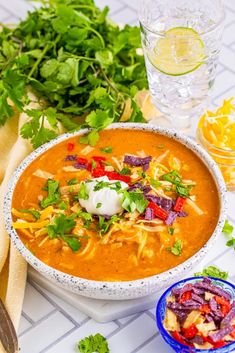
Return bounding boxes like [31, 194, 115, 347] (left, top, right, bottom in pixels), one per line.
[167, 240, 182, 256]
[222, 220, 234, 235]
[194, 266, 228, 280]
[121, 190, 149, 214]
[68, 178, 79, 185]
[80, 130, 100, 147]
[100, 146, 112, 154]
[46, 213, 80, 252]
[77, 333, 110, 353]
[40, 179, 61, 208]
[78, 182, 89, 200]
[19, 209, 40, 220]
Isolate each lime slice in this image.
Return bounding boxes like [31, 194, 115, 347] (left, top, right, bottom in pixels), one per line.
[148, 27, 205, 76]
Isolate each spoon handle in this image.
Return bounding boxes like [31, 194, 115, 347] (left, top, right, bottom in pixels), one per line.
[0, 299, 19, 353]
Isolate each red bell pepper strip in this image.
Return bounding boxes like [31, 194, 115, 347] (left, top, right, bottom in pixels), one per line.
[91, 167, 105, 178]
[148, 201, 168, 221]
[205, 336, 226, 348]
[200, 304, 211, 314]
[105, 171, 131, 183]
[174, 196, 186, 212]
[172, 331, 190, 346]
[76, 157, 88, 165]
[92, 156, 106, 162]
[67, 142, 75, 152]
[213, 341, 226, 348]
[182, 324, 198, 339]
[179, 291, 192, 303]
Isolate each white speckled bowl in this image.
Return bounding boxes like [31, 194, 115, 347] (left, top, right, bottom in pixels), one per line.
[4, 123, 227, 300]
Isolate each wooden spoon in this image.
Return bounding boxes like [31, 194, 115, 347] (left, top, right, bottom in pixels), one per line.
[0, 299, 18, 353]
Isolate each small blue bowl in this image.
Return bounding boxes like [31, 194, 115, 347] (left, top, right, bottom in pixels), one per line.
[156, 277, 235, 353]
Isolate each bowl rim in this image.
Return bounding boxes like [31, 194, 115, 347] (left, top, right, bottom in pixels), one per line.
[156, 276, 235, 352]
[4, 123, 228, 295]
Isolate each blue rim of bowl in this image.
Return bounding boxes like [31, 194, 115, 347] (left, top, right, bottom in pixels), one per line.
[156, 276, 235, 352]
[3, 123, 228, 297]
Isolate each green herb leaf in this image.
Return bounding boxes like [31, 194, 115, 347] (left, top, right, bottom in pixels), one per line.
[168, 227, 174, 235]
[167, 240, 182, 256]
[222, 220, 234, 235]
[119, 167, 131, 176]
[194, 266, 228, 280]
[98, 215, 120, 235]
[121, 190, 149, 214]
[78, 182, 89, 200]
[68, 178, 79, 186]
[100, 146, 112, 154]
[40, 179, 61, 209]
[46, 213, 81, 252]
[19, 209, 40, 220]
[96, 203, 102, 209]
[77, 211, 93, 229]
[80, 130, 100, 147]
[76, 333, 110, 353]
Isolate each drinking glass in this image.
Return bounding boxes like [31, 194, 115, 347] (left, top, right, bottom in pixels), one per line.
[139, 0, 225, 129]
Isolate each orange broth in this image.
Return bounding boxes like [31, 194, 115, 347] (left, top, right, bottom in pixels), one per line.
[12, 129, 220, 281]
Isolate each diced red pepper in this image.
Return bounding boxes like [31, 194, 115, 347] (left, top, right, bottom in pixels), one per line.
[215, 296, 231, 316]
[213, 341, 226, 348]
[172, 331, 190, 346]
[67, 142, 75, 152]
[204, 336, 225, 348]
[215, 295, 231, 307]
[91, 167, 105, 178]
[174, 196, 186, 212]
[200, 304, 211, 314]
[179, 291, 192, 303]
[76, 157, 88, 165]
[92, 156, 106, 162]
[182, 324, 198, 339]
[148, 201, 168, 221]
[105, 171, 131, 183]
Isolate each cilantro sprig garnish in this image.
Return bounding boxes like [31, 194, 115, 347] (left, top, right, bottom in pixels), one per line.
[76, 333, 110, 353]
[167, 240, 182, 256]
[194, 266, 228, 280]
[19, 209, 41, 220]
[0, 0, 148, 148]
[47, 213, 81, 252]
[161, 170, 192, 197]
[121, 189, 149, 214]
[40, 179, 61, 208]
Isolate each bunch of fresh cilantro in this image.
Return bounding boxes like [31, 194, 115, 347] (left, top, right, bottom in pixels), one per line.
[0, 0, 148, 148]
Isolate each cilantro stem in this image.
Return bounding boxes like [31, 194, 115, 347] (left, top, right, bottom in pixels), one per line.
[71, 5, 98, 15]
[87, 27, 105, 48]
[28, 43, 51, 79]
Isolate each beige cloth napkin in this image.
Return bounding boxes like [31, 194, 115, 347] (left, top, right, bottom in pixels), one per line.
[0, 90, 159, 352]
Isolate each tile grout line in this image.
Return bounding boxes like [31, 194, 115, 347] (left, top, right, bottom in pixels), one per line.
[28, 279, 85, 327]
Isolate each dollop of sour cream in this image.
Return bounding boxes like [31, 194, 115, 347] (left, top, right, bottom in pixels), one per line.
[78, 176, 128, 216]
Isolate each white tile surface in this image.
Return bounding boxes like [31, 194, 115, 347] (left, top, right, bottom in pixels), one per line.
[108, 314, 156, 353]
[45, 319, 118, 353]
[22, 283, 55, 322]
[110, 6, 138, 25]
[19, 312, 75, 353]
[223, 23, 235, 45]
[42, 288, 88, 325]
[219, 45, 235, 71]
[0, 0, 234, 352]
[18, 316, 32, 336]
